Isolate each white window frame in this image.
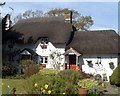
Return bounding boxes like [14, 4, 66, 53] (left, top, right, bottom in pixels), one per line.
[40, 56, 48, 64]
[40, 38, 48, 45]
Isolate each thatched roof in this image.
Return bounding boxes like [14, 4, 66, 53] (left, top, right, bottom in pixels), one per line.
[66, 30, 119, 54]
[7, 16, 72, 44]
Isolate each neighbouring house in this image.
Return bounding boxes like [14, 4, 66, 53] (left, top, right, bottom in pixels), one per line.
[2, 13, 120, 81]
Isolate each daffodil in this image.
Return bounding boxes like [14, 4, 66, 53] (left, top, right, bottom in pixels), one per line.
[63, 92, 66, 94]
[48, 90, 51, 94]
[44, 84, 48, 89]
[7, 85, 10, 88]
[40, 88, 43, 91]
[102, 82, 105, 88]
[42, 89, 46, 93]
[34, 83, 38, 87]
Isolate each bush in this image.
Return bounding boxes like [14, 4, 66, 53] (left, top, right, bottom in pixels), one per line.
[77, 79, 98, 89]
[2, 61, 17, 78]
[110, 63, 120, 87]
[80, 71, 93, 79]
[23, 69, 78, 94]
[58, 70, 83, 85]
[32, 75, 77, 94]
[40, 68, 60, 75]
[20, 60, 40, 78]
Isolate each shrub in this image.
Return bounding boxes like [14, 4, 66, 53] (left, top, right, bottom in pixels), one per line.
[58, 70, 83, 85]
[80, 71, 93, 79]
[32, 75, 77, 94]
[19, 60, 39, 78]
[2, 61, 17, 78]
[40, 68, 60, 75]
[23, 70, 78, 94]
[24, 64, 40, 78]
[88, 88, 102, 96]
[110, 63, 120, 87]
[94, 74, 102, 80]
[77, 79, 98, 89]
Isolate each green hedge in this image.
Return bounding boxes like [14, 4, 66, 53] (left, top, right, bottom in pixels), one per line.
[110, 63, 120, 87]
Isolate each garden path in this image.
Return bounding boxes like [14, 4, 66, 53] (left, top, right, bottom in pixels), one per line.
[103, 82, 119, 95]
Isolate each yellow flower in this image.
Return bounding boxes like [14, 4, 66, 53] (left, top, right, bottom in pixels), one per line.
[2, 83, 3, 86]
[34, 83, 38, 87]
[63, 92, 66, 94]
[42, 89, 46, 93]
[44, 84, 48, 89]
[40, 88, 43, 91]
[102, 82, 105, 88]
[48, 90, 51, 94]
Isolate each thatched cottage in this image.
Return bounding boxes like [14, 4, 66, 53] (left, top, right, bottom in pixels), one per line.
[2, 14, 120, 81]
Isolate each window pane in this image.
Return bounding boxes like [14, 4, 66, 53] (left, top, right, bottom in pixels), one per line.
[45, 57, 48, 63]
[41, 57, 43, 63]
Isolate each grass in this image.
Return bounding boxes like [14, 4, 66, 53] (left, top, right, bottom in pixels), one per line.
[2, 79, 26, 94]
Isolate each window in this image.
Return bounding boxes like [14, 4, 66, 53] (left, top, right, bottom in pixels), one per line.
[40, 56, 48, 64]
[41, 38, 48, 45]
[21, 55, 31, 60]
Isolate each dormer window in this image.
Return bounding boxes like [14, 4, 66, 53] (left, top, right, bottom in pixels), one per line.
[40, 38, 48, 49]
[41, 38, 48, 45]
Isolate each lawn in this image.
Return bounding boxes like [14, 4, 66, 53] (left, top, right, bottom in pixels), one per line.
[2, 79, 26, 94]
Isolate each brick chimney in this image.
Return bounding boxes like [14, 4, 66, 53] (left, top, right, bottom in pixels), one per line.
[5, 14, 11, 30]
[64, 11, 72, 24]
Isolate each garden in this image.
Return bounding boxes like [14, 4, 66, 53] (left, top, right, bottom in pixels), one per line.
[1, 60, 120, 95]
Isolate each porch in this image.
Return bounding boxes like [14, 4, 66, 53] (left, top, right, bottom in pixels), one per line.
[64, 48, 82, 70]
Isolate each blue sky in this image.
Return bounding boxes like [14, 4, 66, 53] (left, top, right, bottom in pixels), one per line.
[1, 2, 119, 32]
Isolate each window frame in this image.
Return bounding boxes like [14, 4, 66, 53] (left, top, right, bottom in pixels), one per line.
[40, 56, 48, 64]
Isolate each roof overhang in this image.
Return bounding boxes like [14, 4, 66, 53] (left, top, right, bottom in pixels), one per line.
[64, 47, 81, 56]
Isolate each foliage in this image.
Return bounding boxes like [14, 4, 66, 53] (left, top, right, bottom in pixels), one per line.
[94, 74, 102, 80]
[110, 63, 120, 87]
[58, 70, 83, 84]
[49, 50, 63, 69]
[47, 8, 93, 30]
[75, 16, 93, 31]
[32, 75, 77, 94]
[77, 79, 98, 89]
[14, 10, 44, 23]
[23, 69, 83, 94]
[39, 68, 60, 75]
[80, 71, 93, 79]
[14, 8, 93, 31]
[19, 60, 39, 78]
[20, 60, 35, 66]
[88, 88, 101, 96]
[2, 61, 17, 78]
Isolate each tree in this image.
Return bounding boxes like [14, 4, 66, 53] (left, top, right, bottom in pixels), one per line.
[14, 9, 44, 23]
[14, 8, 93, 30]
[75, 16, 93, 31]
[47, 8, 93, 31]
[49, 50, 63, 69]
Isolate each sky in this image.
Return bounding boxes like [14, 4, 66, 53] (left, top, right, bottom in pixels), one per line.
[0, 1, 119, 33]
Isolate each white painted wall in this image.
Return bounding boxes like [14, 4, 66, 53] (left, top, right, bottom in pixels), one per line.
[6, 40, 65, 69]
[79, 54, 118, 81]
[35, 41, 65, 68]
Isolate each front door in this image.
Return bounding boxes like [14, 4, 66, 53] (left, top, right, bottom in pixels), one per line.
[69, 55, 76, 70]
